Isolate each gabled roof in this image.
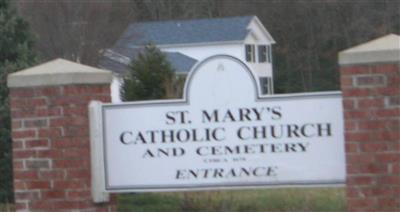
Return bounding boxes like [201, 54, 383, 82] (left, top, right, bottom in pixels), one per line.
[165, 52, 198, 74]
[98, 56, 130, 75]
[114, 16, 255, 48]
[99, 48, 197, 75]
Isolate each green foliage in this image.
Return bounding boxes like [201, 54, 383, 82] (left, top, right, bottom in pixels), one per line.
[121, 44, 174, 101]
[118, 193, 181, 212]
[0, 0, 36, 203]
[118, 188, 345, 212]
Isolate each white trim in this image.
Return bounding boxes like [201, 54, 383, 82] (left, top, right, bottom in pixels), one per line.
[129, 40, 243, 49]
[99, 183, 345, 193]
[247, 30, 259, 41]
[89, 101, 110, 203]
[250, 16, 276, 44]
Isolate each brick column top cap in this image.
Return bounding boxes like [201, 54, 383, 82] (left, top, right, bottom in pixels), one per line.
[339, 34, 400, 65]
[7, 58, 113, 88]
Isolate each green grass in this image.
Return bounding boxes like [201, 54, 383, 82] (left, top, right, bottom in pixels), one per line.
[0, 203, 14, 212]
[118, 188, 345, 212]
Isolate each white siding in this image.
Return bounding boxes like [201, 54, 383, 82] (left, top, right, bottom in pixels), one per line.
[161, 43, 243, 61]
[161, 42, 273, 78]
[112, 17, 276, 100]
[111, 76, 122, 103]
[251, 63, 273, 77]
[244, 19, 274, 78]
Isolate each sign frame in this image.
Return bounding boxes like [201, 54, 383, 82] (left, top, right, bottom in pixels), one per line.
[90, 55, 345, 202]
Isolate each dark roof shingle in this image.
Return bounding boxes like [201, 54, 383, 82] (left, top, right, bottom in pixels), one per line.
[115, 16, 254, 48]
[165, 52, 197, 74]
[99, 48, 197, 75]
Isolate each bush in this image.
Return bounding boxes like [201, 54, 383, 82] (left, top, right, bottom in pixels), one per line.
[120, 44, 175, 101]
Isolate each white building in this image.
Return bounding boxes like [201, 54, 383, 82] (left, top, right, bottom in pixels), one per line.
[99, 16, 276, 102]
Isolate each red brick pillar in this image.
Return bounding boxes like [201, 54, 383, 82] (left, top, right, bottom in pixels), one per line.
[339, 34, 400, 211]
[7, 59, 116, 211]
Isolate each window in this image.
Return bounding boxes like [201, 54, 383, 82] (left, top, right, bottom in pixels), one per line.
[245, 44, 255, 62]
[259, 45, 272, 63]
[268, 77, 273, 94]
[260, 77, 269, 94]
[259, 77, 273, 95]
[258, 45, 267, 63]
[267, 45, 272, 63]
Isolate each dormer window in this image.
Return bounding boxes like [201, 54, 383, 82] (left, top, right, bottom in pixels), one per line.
[245, 44, 255, 62]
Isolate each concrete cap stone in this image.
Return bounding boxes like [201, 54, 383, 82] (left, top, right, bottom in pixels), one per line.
[339, 34, 400, 65]
[8, 58, 113, 88]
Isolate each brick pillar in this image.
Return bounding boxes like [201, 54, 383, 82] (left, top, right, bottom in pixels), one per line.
[339, 34, 400, 211]
[7, 59, 116, 211]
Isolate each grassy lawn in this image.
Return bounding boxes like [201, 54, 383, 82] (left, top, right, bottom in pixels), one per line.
[118, 188, 345, 212]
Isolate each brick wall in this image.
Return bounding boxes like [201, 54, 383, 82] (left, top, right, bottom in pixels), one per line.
[341, 61, 400, 211]
[8, 59, 116, 211]
[10, 85, 115, 211]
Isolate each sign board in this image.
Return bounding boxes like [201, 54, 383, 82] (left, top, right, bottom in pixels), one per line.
[89, 55, 345, 199]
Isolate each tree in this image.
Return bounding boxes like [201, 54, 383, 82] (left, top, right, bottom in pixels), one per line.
[0, 0, 36, 203]
[130, 0, 223, 21]
[16, 0, 224, 66]
[121, 44, 175, 101]
[211, 0, 399, 93]
[16, 0, 133, 66]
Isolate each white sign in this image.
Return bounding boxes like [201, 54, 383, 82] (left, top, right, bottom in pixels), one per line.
[90, 55, 345, 196]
